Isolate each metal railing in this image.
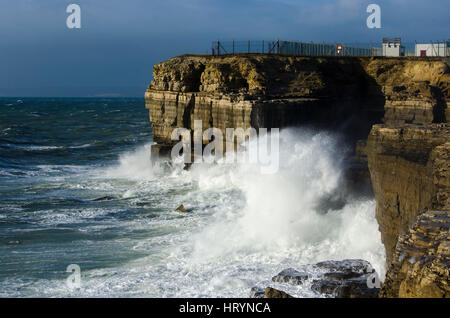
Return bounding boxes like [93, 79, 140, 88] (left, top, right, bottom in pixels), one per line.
[211, 39, 450, 57]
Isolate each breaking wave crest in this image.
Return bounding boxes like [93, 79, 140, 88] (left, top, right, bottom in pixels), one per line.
[1, 126, 385, 297]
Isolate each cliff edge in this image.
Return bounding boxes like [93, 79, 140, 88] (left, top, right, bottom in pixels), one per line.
[145, 55, 450, 297]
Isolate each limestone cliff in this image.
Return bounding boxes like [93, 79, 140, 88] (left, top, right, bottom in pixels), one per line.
[146, 55, 388, 155]
[145, 54, 450, 297]
[367, 125, 449, 260]
[146, 55, 449, 148]
[367, 125, 449, 297]
[380, 210, 449, 297]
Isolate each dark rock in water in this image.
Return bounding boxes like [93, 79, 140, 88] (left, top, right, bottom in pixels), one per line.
[150, 143, 172, 161]
[314, 192, 347, 214]
[249, 287, 265, 298]
[92, 196, 114, 202]
[341, 279, 380, 298]
[324, 271, 363, 280]
[252, 259, 380, 298]
[312, 260, 379, 298]
[264, 287, 294, 298]
[272, 268, 309, 285]
[311, 279, 342, 295]
[175, 204, 187, 213]
[312, 277, 379, 298]
[315, 259, 373, 275]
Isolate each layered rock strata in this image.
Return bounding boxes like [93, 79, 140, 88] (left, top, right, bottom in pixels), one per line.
[367, 125, 449, 297]
[146, 55, 449, 149]
[251, 259, 380, 298]
[145, 55, 450, 297]
[380, 210, 449, 297]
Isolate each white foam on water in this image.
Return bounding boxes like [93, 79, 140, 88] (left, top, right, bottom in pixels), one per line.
[102, 129, 383, 296]
[186, 128, 385, 277]
[2, 128, 386, 297]
[104, 143, 156, 181]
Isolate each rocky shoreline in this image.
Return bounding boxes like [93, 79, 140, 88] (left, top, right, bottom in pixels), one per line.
[250, 259, 380, 298]
[145, 54, 449, 298]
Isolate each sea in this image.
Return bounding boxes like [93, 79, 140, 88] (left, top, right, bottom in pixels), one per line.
[0, 97, 385, 297]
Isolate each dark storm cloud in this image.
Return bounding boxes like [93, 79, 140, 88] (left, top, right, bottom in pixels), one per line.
[0, 0, 448, 96]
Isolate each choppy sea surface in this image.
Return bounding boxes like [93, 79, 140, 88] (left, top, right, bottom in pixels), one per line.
[0, 97, 385, 297]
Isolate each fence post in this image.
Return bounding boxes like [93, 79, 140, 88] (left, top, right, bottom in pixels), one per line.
[262, 40, 264, 54]
[232, 39, 235, 54]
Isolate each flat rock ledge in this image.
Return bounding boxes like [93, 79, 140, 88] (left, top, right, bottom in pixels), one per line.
[250, 259, 380, 298]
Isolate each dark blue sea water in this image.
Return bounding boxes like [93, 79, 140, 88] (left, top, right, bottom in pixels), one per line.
[0, 98, 385, 297]
[0, 98, 159, 295]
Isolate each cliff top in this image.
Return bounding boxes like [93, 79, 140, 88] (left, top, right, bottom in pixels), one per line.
[149, 55, 450, 99]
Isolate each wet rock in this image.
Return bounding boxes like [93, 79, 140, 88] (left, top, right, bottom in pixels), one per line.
[272, 268, 309, 285]
[312, 259, 380, 298]
[253, 259, 380, 298]
[150, 143, 172, 161]
[315, 259, 373, 275]
[314, 193, 347, 214]
[249, 287, 265, 298]
[176, 204, 188, 212]
[92, 196, 114, 202]
[264, 287, 294, 298]
[311, 277, 379, 298]
[324, 271, 363, 280]
[311, 279, 342, 295]
[380, 210, 450, 298]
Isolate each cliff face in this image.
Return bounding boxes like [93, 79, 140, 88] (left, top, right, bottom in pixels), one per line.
[146, 55, 388, 154]
[380, 210, 449, 297]
[367, 125, 449, 260]
[361, 58, 449, 297]
[367, 124, 449, 297]
[146, 55, 449, 146]
[363, 59, 449, 124]
[145, 55, 450, 297]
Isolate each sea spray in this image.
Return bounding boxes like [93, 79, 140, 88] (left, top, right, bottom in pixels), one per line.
[104, 143, 156, 180]
[186, 128, 385, 282]
[0, 106, 385, 296]
[108, 127, 387, 291]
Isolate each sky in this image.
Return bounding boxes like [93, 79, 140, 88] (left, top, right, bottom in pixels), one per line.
[0, 0, 449, 97]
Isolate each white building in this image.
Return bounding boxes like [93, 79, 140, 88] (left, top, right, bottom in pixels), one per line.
[415, 41, 449, 57]
[382, 38, 405, 57]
